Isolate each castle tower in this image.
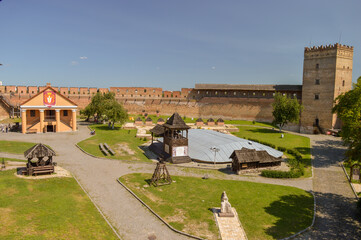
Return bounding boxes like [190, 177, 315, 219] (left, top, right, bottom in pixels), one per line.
[300, 43, 353, 133]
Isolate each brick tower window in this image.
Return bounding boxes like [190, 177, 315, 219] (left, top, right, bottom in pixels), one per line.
[316, 64, 319, 69]
[314, 94, 319, 100]
[315, 79, 320, 85]
[342, 80, 345, 87]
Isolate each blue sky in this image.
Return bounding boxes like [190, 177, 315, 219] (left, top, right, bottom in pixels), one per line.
[0, 0, 360, 90]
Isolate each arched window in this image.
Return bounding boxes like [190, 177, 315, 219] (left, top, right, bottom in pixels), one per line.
[316, 63, 319, 69]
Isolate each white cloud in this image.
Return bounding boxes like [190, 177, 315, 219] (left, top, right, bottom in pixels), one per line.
[71, 61, 79, 66]
[211, 66, 216, 70]
[79, 56, 88, 60]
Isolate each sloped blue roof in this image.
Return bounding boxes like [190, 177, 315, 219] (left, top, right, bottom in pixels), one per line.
[159, 129, 283, 163]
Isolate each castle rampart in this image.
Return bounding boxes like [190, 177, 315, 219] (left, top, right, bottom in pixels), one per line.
[0, 44, 354, 133]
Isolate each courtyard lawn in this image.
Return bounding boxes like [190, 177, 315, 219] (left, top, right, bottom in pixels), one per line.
[0, 170, 118, 240]
[0, 140, 37, 154]
[1, 157, 27, 163]
[120, 173, 314, 240]
[223, 120, 274, 127]
[127, 114, 275, 126]
[232, 126, 312, 177]
[0, 117, 21, 124]
[77, 124, 150, 161]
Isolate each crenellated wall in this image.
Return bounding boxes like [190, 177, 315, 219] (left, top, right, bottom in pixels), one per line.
[0, 43, 353, 130]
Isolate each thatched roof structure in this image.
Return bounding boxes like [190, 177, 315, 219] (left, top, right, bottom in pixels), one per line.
[163, 112, 190, 129]
[207, 118, 215, 122]
[150, 124, 165, 135]
[230, 148, 280, 164]
[146, 117, 152, 122]
[196, 118, 203, 122]
[157, 118, 165, 122]
[135, 117, 142, 121]
[24, 143, 56, 159]
[217, 118, 224, 122]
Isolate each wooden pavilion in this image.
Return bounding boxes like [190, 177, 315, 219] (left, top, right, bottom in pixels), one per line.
[149, 112, 191, 164]
[24, 143, 56, 176]
[230, 148, 281, 172]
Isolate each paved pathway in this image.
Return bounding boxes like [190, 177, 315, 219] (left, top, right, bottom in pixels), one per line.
[1, 126, 360, 239]
[296, 135, 361, 239]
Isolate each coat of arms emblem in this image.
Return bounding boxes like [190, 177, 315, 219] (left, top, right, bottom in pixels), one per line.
[43, 91, 56, 106]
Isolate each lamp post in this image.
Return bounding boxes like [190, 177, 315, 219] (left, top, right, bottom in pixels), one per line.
[210, 146, 220, 167]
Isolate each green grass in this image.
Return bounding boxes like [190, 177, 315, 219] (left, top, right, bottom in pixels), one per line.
[232, 126, 312, 178]
[120, 173, 314, 240]
[223, 120, 274, 127]
[0, 140, 38, 154]
[1, 157, 27, 163]
[127, 114, 275, 126]
[77, 124, 149, 161]
[0, 118, 21, 124]
[0, 169, 118, 239]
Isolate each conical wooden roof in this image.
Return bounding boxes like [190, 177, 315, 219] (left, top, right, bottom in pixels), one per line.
[24, 143, 56, 159]
[163, 112, 190, 129]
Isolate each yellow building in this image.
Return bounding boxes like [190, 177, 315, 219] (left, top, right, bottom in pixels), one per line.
[20, 84, 78, 134]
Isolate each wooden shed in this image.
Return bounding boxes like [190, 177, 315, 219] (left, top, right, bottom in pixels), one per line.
[230, 148, 281, 172]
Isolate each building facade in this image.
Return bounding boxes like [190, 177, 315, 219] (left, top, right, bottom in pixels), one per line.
[20, 84, 77, 134]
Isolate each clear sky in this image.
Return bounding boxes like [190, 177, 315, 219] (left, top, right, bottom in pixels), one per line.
[0, 0, 360, 90]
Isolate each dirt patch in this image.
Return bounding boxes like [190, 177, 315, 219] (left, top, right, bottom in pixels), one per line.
[114, 143, 135, 156]
[4, 188, 19, 196]
[164, 208, 186, 223]
[183, 220, 217, 240]
[0, 208, 15, 235]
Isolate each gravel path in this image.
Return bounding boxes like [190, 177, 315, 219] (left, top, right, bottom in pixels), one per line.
[1, 126, 359, 239]
[296, 135, 361, 239]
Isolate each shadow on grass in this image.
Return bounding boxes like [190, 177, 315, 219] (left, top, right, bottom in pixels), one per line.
[217, 167, 237, 175]
[246, 128, 279, 134]
[92, 125, 122, 131]
[295, 147, 311, 156]
[265, 192, 361, 239]
[264, 194, 313, 239]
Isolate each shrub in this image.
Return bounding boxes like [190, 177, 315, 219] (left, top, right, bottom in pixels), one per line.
[252, 120, 256, 125]
[277, 146, 287, 152]
[261, 169, 303, 178]
[143, 137, 147, 141]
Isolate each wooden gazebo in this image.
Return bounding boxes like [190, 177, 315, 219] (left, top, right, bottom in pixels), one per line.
[24, 143, 56, 176]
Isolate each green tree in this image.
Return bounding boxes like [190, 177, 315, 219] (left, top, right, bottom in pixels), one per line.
[332, 77, 361, 164]
[82, 92, 128, 128]
[104, 99, 128, 129]
[272, 92, 303, 132]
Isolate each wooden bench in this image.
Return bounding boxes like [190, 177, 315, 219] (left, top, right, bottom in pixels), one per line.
[99, 143, 108, 156]
[104, 143, 115, 155]
[28, 165, 54, 176]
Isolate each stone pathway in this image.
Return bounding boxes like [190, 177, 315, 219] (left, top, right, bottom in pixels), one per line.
[296, 135, 361, 239]
[213, 208, 247, 240]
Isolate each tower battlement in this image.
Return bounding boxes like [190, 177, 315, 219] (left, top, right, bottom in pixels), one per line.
[305, 43, 353, 53]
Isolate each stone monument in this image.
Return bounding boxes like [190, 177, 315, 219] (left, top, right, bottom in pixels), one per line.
[219, 191, 234, 217]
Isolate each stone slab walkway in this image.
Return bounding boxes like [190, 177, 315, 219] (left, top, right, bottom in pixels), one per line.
[296, 135, 361, 239]
[213, 208, 247, 240]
